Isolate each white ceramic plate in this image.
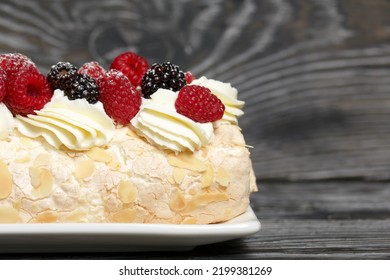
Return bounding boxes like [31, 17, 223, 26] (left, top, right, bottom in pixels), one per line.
[0, 207, 260, 253]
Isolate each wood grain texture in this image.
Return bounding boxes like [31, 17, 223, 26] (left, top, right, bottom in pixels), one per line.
[0, 0, 389, 180]
[1, 181, 389, 259]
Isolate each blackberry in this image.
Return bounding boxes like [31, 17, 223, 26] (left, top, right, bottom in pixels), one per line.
[47, 62, 78, 90]
[141, 62, 186, 98]
[65, 74, 99, 104]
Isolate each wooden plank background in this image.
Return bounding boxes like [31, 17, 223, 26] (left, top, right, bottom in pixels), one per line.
[1, 0, 389, 181]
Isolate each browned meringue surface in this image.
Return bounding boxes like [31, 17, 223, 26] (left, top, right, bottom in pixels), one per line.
[0, 124, 256, 224]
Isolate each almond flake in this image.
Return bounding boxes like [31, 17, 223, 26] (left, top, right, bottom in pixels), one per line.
[34, 210, 58, 223]
[111, 208, 136, 223]
[33, 153, 51, 167]
[216, 167, 230, 187]
[118, 180, 137, 204]
[0, 160, 13, 200]
[0, 205, 20, 223]
[184, 192, 230, 212]
[181, 217, 197, 224]
[30, 168, 54, 198]
[85, 147, 112, 163]
[173, 167, 186, 185]
[75, 158, 95, 179]
[167, 152, 207, 172]
[200, 164, 214, 188]
[169, 189, 187, 211]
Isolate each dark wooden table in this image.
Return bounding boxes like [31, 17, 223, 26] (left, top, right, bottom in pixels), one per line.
[1, 0, 390, 259]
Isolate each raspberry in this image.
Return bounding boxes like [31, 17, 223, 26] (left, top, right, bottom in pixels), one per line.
[78, 61, 106, 80]
[98, 70, 141, 125]
[47, 62, 78, 91]
[175, 85, 225, 123]
[66, 73, 99, 104]
[184, 71, 195, 84]
[141, 62, 186, 98]
[0, 53, 39, 77]
[4, 69, 53, 116]
[0, 69, 7, 102]
[110, 52, 148, 87]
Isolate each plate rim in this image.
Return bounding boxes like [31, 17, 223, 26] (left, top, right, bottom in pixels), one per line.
[0, 207, 260, 252]
[0, 207, 260, 235]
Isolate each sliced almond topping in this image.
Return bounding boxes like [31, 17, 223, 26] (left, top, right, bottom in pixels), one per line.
[111, 208, 136, 223]
[0, 205, 20, 223]
[29, 167, 41, 187]
[126, 128, 140, 138]
[169, 189, 187, 211]
[33, 153, 51, 167]
[184, 192, 230, 213]
[31, 168, 54, 198]
[15, 155, 30, 163]
[85, 147, 112, 163]
[34, 210, 58, 223]
[107, 158, 121, 170]
[74, 158, 95, 179]
[20, 137, 33, 148]
[0, 160, 13, 200]
[216, 166, 230, 187]
[167, 152, 207, 172]
[200, 164, 214, 188]
[64, 209, 87, 222]
[173, 167, 186, 185]
[181, 217, 197, 224]
[12, 199, 22, 211]
[167, 175, 175, 185]
[118, 180, 137, 204]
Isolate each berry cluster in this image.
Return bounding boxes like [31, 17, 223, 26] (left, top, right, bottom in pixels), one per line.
[47, 61, 99, 104]
[46, 53, 145, 125]
[0, 51, 225, 125]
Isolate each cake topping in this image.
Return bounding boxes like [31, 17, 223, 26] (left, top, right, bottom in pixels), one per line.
[0, 53, 38, 78]
[4, 68, 53, 116]
[0, 103, 15, 140]
[47, 62, 99, 104]
[131, 88, 213, 153]
[141, 62, 187, 98]
[190, 76, 245, 124]
[47, 61, 78, 91]
[0, 69, 6, 102]
[175, 85, 225, 123]
[78, 61, 106, 80]
[110, 52, 149, 87]
[0, 53, 53, 116]
[66, 73, 99, 104]
[184, 71, 195, 84]
[98, 69, 142, 125]
[0, 51, 245, 153]
[16, 89, 114, 151]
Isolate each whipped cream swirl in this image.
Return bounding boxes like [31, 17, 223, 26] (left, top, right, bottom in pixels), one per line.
[191, 76, 245, 124]
[16, 90, 115, 150]
[0, 103, 15, 140]
[131, 89, 213, 153]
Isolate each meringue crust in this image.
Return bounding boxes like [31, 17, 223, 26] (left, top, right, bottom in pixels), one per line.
[0, 124, 257, 224]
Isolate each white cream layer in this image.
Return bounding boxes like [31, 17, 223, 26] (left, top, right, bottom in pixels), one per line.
[16, 90, 114, 150]
[131, 89, 213, 153]
[0, 103, 15, 140]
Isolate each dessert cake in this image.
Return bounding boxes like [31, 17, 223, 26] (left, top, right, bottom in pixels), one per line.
[0, 52, 257, 224]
